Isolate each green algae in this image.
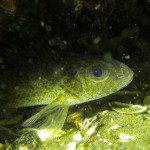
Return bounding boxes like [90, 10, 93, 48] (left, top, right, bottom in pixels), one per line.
[4, 101, 150, 150]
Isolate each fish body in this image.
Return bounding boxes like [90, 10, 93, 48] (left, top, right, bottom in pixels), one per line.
[1, 57, 133, 107]
[0, 52, 133, 134]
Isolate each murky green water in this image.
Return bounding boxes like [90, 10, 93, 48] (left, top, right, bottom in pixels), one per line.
[0, 0, 149, 149]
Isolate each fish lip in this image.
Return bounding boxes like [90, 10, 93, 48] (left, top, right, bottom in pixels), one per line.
[120, 61, 134, 84]
[128, 68, 134, 83]
[123, 70, 134, 89]
[124, 71, 134, 89]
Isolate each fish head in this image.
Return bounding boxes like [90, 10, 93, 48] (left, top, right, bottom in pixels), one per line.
[65, 59, 134, 105]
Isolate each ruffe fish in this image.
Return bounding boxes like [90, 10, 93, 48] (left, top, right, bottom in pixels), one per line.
[0, 47, 133, 137]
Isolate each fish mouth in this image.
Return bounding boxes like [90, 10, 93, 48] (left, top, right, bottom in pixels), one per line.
[121, 67, 134, 89]
[119, 61, 134, 84]
[126, 66, 134, 84]
[127, 69, 134, 83]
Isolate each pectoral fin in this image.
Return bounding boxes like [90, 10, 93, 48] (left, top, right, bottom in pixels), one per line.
[22, 95, 69, 132]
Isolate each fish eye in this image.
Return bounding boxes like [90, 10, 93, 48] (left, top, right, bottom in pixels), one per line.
[92, 67, 103, 77]
[88, 66, 108, 81]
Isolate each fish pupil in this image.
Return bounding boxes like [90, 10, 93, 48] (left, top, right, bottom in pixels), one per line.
[92, 67, 103, 77]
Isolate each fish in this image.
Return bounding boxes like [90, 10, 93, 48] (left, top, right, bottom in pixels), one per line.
[0, 39, 134, 136]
